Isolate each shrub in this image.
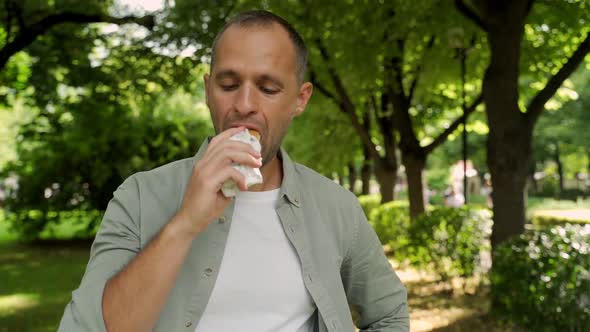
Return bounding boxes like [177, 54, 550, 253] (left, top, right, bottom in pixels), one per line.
[5, 209, 102, 241]
[407, 206, 493, 281]
[531, 212, 590, 227]
[368, 200, 410, 257]
[491, 224, 590, 331]
[358, 194, 382, 218]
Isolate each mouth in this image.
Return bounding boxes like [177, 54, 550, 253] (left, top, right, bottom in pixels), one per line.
[230, 123, 262, 136]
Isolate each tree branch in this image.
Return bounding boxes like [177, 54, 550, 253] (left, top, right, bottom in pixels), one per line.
[0, 11, 155, 71]
[424, 92, 483, 154]
[454, 0, 488, 31]
[308, 65, 338, 102]
[314, 37, 357, 111]
[314, 37, 380, 160]
[526, 32, 590, 125]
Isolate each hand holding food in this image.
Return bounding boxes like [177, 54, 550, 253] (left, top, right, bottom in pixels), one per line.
[221, 128, 264, 197]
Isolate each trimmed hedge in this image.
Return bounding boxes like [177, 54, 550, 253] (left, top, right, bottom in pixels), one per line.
[531, 211, 590, 227]
[368, 200, 410, 257]
[368, 201, 492, 280]
[358, 194, 382, 219]
[492, 224, 590, 331]
[5, 209, 102, 241]
[407, 206, 493, 280]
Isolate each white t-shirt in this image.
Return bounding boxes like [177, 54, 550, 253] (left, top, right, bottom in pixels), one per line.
[194, 189, 317, 332]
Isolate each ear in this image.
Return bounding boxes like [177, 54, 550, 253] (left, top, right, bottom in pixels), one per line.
[203, 73, 211, 107]
[294, 82, 313, 117]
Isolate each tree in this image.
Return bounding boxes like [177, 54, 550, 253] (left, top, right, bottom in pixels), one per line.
[163, 1, 490, 209]
[0, 1, 213, 239]
[285, 1, 488, 217]
[455, 0, 590, 248]
[0, 0, 154, 72]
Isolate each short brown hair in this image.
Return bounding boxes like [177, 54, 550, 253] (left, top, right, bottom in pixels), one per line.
[210, 10, 308, 84]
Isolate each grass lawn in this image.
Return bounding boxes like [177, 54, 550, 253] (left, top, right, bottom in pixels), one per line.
[0, 219, 90, 332]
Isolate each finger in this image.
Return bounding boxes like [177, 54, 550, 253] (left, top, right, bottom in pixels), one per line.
[215, 140, 262, 158]
[210, 166, 248, 192]
[207, 149, 262, 171]
[209, 126, 246, 147]
[204, 140, 261, 164]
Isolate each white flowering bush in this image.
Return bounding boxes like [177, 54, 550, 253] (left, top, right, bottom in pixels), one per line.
[491, 224, 590, 331]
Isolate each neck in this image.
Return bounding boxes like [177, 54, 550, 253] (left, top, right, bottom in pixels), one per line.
[248, 154, 282, 192]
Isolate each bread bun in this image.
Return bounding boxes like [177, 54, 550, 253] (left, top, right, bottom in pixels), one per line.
[249, 129, 261, 141]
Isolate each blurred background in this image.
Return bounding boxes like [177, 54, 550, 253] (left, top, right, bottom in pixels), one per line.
[0, 0, 589, 331]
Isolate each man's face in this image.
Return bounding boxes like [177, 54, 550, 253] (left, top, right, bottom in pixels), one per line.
[204, 23, 312, 166]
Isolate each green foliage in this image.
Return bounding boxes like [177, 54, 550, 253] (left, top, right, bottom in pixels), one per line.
[532, 68, 590, 188]
[491, 224, 590, 331]
[368, 200, 410, 256]
[4, 209, 103, 242]
[520, 0, 590, 100]
[357, 194, 382, 218]
[367, 202, 493, 280]
[2, 89, 213, 240]
[283, 95, 360, 177]
[425, 167, 450, 193]
[407, 206, 493, 281]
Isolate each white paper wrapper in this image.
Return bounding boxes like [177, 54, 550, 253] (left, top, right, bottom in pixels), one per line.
[221, 129, 263, 197]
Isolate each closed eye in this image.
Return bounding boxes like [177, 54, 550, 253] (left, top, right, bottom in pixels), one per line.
[221, 84, 239, 91]
[260, 86, 280, 95]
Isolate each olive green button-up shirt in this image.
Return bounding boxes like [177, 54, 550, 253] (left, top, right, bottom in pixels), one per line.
[58, 140, 409, 332]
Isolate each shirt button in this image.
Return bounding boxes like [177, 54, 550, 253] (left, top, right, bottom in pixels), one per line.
[204, 268, 213, 276]
[331, 320, 338, 328]
[219, 216, 226, 224]
[306, 274, 313, 283]
[289, 225, 295, 233]
[185, 320, 192, 327]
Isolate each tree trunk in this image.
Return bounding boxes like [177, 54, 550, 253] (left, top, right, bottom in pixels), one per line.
[347, 163, 357, 193]
[481, 0, 531, 250]
[375, 159, 397, 203]
[333, 173, 341, 185]
[361, 160, 372, 195]
[553, 143, 564, 196]
[361, 145, 372, 195]
[403, 154, 427, 218]
[487, 147, 530, 252]
[488, 132, 530, 250]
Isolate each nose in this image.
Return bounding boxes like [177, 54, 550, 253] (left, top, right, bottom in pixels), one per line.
[233, 82, 258, 116]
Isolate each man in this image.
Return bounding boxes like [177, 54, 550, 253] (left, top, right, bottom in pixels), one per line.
[59, 10, 408, 332]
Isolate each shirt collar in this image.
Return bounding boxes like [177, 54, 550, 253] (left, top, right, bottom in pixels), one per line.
[193, 137, 301, 207]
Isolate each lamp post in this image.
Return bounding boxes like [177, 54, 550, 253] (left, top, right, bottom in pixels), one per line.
[448, 27, 469, 204]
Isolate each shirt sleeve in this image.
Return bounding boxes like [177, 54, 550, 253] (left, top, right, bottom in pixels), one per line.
[341, 201, 410, 332]
[58, 176, 141, 332]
